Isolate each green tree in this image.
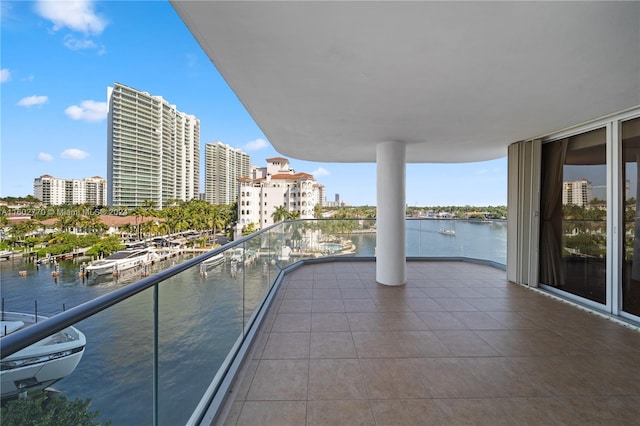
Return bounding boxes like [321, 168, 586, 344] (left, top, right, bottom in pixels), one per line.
[271, 205, 288, 223]
[0, 390, 110, 426]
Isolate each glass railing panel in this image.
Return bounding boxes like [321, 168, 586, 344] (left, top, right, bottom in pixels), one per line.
[407, 218, 464, 258]
[404, 218, 506, 265]
[0, 291, 155, 425]
[459, 219, 508, 264]
[158, 247, 245, 425]
[304, 219, 376, 258]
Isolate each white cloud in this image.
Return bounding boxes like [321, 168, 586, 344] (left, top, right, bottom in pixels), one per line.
[17, 95, 48, 107]
[312, 167, 330, 177]
[35, 0, 107, 35]
[0, 68, 10, 83]
[38, 152, 53, 161]
[64, 35, 97, 50]
[60, 148, 90, 160]
[244, 138, 269, 151]
[64, 100, 107, 122]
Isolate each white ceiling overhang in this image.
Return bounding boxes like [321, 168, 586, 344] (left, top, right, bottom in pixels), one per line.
[171, 1, 640, 163]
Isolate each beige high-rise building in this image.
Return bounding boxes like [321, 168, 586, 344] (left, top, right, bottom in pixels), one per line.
[204, 141, 250, 205]
[34, 175, 107, 206]
[107, 83, 199, 209]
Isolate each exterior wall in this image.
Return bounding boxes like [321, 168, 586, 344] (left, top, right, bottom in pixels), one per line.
[107, 83, 199, 209]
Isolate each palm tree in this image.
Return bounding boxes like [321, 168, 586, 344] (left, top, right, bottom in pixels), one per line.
[129, 206, 149, 240]
[271, 205, 288, 223]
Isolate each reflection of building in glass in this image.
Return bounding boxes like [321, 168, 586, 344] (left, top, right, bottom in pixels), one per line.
[562, 178, 593, 206]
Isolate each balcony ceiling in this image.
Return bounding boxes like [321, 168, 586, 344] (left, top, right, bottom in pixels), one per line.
[171, 1, 640, 163]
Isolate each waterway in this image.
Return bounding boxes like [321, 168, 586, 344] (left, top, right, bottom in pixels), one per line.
[0, 220, 506, 425]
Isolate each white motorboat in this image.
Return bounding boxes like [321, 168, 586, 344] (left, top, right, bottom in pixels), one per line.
[1, 311, 86, 399]
[439, 228, 456, 236]
[202, 252, 225, 266]
[85, 247, 158, 276]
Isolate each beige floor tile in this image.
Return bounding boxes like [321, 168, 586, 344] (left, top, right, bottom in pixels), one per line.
[434, 398, 518, 426]
[411, 358, 493, 398]
[343, 299, 379, 313]
[346, 312, 428, 331]
[359, 358, 428, 399]
[416, 311, 467, 330]
[308, 358, 368, 399]
[246, 359, 308, 400]
[261, 332, 310, 359]
[309, 331, 357, 358]
[433, 330, 501, 356]
[279, 299, 313, 313]
[312, 288, 342, 300]
[370, 399, 445, 426]
[474, 329, 592, 356]
[312, 299, 345, 313]
[271, 313, 311, 332]
[451, 311, 506, 330]
[311, 312, 350, 331]
[236, 401, 306, 426]
[306, 400, 375, 426]
[339, 288, 370, 298]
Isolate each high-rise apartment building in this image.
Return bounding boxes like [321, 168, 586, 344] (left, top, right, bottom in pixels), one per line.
[34, 175, 107, 206]
[562, 178, 593, 207]
[237, 157, 322, 232]
[204, 141, 250, 204]
[107, 83, 199, 209]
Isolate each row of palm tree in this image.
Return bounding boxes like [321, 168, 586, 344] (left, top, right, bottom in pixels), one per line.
[0, 200, 238, 247]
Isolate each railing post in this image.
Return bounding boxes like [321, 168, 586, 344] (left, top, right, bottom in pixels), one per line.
[153, 283, 159, 426]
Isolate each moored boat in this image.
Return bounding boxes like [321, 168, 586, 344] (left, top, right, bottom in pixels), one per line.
[85, 247, 158, 276]
[1, 311, 86, 399]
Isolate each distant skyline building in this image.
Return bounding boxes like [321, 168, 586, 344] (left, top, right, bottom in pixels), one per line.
[34, 174, 107, 206]
[107, 82, 200, 209]
[237, 157, 323, 232]
[204, 141, 250, 205]
[562, 178, 593, 207]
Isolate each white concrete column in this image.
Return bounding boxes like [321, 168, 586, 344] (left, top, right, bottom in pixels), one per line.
[376, 141, 406, 286]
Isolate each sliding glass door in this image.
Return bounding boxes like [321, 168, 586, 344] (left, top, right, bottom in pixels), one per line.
[622, 116, 640, 316]
[540, 128, 607, 305]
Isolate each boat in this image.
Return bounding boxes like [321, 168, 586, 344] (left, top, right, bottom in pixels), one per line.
[202, 252, 225, 266]
[0, 250, 13, 260]
[85, 247, 158, 276]
[1, 311, 86, 399]
[439, 228, 456, 236]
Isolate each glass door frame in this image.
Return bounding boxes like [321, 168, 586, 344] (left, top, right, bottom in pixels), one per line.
[538, 107, 640, 323]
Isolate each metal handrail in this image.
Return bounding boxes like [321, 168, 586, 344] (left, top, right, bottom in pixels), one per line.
[0, 221, 284, 359]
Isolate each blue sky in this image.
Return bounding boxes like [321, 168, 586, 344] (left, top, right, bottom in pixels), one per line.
[1, 0, 507, 207]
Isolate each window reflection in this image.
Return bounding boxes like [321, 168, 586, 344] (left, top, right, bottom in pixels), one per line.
[540, 128, 607, 304]
[622, 117, 640, 316]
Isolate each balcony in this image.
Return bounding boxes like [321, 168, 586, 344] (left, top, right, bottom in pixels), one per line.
[2, 219, 640, 425]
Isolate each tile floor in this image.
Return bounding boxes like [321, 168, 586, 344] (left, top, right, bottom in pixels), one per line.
[215, 261, 640, 425]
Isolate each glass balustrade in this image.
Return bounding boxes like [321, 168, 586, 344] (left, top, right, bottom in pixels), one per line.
[0, 218, 506, 425]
